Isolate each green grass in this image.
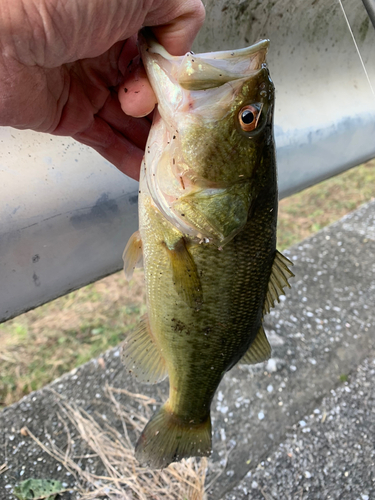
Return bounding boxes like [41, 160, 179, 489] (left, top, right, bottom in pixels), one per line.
[0, 159, 374, 408]
[0, 271, 146, 407]
[277, 160, 375, 250]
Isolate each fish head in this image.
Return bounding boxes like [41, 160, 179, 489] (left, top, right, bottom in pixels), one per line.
[140, 31, 275, 244]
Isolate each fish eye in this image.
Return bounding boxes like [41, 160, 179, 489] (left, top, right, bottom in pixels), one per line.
[238, 104, 262, 132]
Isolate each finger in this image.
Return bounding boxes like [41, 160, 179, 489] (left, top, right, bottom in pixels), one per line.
[73, 116, 144, 180]
[119, 58, 157, 118]
[120, 1, 205, 119]
[146, 0, 206, 55]
[98, 91, 151, 149]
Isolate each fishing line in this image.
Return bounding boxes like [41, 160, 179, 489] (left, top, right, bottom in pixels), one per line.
[337, 0, 375, 97]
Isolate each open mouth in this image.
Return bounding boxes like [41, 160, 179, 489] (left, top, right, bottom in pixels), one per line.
[140, 29, 269, 92]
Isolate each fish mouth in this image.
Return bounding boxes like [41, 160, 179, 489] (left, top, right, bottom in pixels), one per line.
[140, 29, 269, 91]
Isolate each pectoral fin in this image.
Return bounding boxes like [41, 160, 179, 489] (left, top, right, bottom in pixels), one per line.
[121, 314, 167, 384]
[240, 324, 271, 364]
[122, 230, 143, 281]
[164, 238, 203, 309]
[263, 250, 294, 315]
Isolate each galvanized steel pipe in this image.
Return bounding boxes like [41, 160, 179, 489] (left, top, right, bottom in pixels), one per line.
[362, 0, 375, 29]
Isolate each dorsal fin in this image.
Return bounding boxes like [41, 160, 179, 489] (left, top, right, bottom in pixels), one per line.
[240, 324, 271, 364]
[263, 250, 294, 315]
[121, 314, 168, 384]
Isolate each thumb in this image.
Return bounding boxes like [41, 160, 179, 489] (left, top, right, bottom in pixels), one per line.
[145, 0, 205, 55]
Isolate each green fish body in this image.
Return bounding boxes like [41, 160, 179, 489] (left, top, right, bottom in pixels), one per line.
[122, 32, 294, 469]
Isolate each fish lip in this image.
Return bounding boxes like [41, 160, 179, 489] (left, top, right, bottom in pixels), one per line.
[140, 29, 270, 88]
[197, 39, 270, 62]
[139, 28, 171, 58]
[140, 28, 269, 63]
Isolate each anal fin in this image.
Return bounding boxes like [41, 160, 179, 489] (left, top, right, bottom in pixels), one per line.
[164, 238, 203, 310]
[264, 250, 294, 315]
[121, 314, 167, 384]
[240, 324, 271, 365]
[122, 230, 143, 281]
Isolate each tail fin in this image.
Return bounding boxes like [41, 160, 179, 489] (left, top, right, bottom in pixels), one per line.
[135, 402, 212, 469]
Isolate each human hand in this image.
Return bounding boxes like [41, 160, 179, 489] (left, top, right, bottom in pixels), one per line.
[0, 0, 205, 179]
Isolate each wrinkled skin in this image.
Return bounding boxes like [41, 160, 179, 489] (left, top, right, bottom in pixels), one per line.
[0, 0, 205, 178]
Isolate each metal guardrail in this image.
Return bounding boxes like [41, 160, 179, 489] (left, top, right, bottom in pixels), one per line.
[362, 0, 375, 29]
[1, 0, 375, 323]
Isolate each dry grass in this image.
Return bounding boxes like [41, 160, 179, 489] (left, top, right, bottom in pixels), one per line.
[0, 463, 8, 476]
[25, 386, 208, 500]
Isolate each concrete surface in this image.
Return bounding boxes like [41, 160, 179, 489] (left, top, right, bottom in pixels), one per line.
[224, 358, 375, 500]
[1, 199, 375, 499]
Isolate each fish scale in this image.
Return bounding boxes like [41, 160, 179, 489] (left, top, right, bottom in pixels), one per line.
[121, 31, 294, 468]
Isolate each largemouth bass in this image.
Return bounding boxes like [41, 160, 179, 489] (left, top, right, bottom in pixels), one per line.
[122, 32, 294, 469]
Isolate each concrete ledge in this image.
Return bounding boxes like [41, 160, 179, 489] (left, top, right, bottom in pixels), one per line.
[1, 200, 375, 499]
[224, 357, 375, 499]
